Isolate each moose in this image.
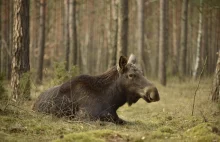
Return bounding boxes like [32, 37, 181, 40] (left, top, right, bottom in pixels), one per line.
[33, 54, 160, 124]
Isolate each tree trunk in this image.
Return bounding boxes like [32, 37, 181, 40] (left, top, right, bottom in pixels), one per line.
[193, 0, 203, 80]
[136, 0, 144, 70]
[7, 0, 13, 80]
[64, 0, 70, 71]
[207, 9, 213, 75]
[36, 0, 46, 84]
[179, 0, 188, 78]
[151, 2, 159, 78]
[0, 0, 1, 73]
[2, 0, 10, 79]
[11, 0, 30, 100]
[30, 0, 40, 69]
[108, 0, 118, 68]
[87, 0, 94, 74]
[212, 50, 220, 102]
[187, 1, 193, 76]
[158, 0, 167, 86]
[21, 0, 30, 72]
[117, 0, 128, 61]
[172, 0, 178, 75]
[211, 10, 217, 74]
[21, 0, 30, 100]
[69, 0, 77, 66]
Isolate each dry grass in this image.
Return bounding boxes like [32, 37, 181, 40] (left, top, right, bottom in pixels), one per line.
[0, 78, 220, 142]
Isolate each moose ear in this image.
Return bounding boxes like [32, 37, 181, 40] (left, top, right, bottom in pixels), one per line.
[119, 56, 128, 70]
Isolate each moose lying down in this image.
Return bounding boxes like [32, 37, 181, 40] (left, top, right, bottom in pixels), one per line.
[33, 54, 160, 124]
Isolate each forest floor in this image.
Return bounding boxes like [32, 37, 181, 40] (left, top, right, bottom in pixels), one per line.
[0, 78, 220, 142]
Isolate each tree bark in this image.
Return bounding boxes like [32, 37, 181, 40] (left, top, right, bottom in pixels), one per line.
[179, 0, 188, 78]
[21, 0, 30, 99]
[30, 0, 40, 69]
[136, 0, 144, 70]
[11, 0, 30, 100]
[36, 0, 46, 84]
[158, 0, 167, 86]
[108, 0, 118, 68]
[193, 0, 203, 80]
[151, 2, 159, 78]
[172, 0, 178, 75]
[117, 0, 128, 61]
[69, 0, 77, 66]
[64, 0, 70, 71]
[2, 0, 10, 79]
[0, 0, 1, 73]
[212, 50, 220, 102]
[7, 0, 13, 80]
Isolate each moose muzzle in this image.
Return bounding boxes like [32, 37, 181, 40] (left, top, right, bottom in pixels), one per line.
[143, 86, 160, 103]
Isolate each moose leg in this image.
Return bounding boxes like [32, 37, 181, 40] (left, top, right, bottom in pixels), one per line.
[99, 111, 127, 124]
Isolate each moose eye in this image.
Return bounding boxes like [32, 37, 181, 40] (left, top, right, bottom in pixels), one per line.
[128, 74, 135, 79]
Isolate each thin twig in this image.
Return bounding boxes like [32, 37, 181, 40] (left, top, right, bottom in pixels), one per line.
[192, 57, 207, 116]
[199, 110, 208, 122]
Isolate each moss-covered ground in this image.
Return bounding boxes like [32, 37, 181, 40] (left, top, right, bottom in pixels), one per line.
[0, 78, 220, 142]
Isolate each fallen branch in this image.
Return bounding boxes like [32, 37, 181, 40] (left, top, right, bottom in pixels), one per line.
[192, 57, 207, 116]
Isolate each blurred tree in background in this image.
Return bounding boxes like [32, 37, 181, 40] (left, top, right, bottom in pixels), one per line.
[36, 0, 46, 84]
[0, 0, 219, 99]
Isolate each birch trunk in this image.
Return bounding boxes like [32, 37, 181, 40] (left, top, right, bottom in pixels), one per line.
[212, 50, 220, 102]
[193, 0, 203, 80]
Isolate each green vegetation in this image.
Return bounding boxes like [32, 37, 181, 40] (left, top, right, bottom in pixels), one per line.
[54, 130, 129, 142]
[0, 78, 220, 142]
[51, 62, 79, 86]
[19, 72, 31, 100]
[0, 73, 7, 100]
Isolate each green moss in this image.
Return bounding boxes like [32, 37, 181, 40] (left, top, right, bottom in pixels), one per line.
[0, 134, 15, 142]
[54, 130, 126, 142]
[159, 126, 174, 134]
[150, 130, 171, 139]
[0, 131, 9, 139]
[184, 123, 220, 141]
[197, 135, 220, 142]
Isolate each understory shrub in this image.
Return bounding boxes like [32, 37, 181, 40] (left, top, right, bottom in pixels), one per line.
[51, 62, 79, 86]
[0, 73, 7, 100]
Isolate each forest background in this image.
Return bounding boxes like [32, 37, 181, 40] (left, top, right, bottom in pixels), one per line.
[0, 0, 220, 141]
